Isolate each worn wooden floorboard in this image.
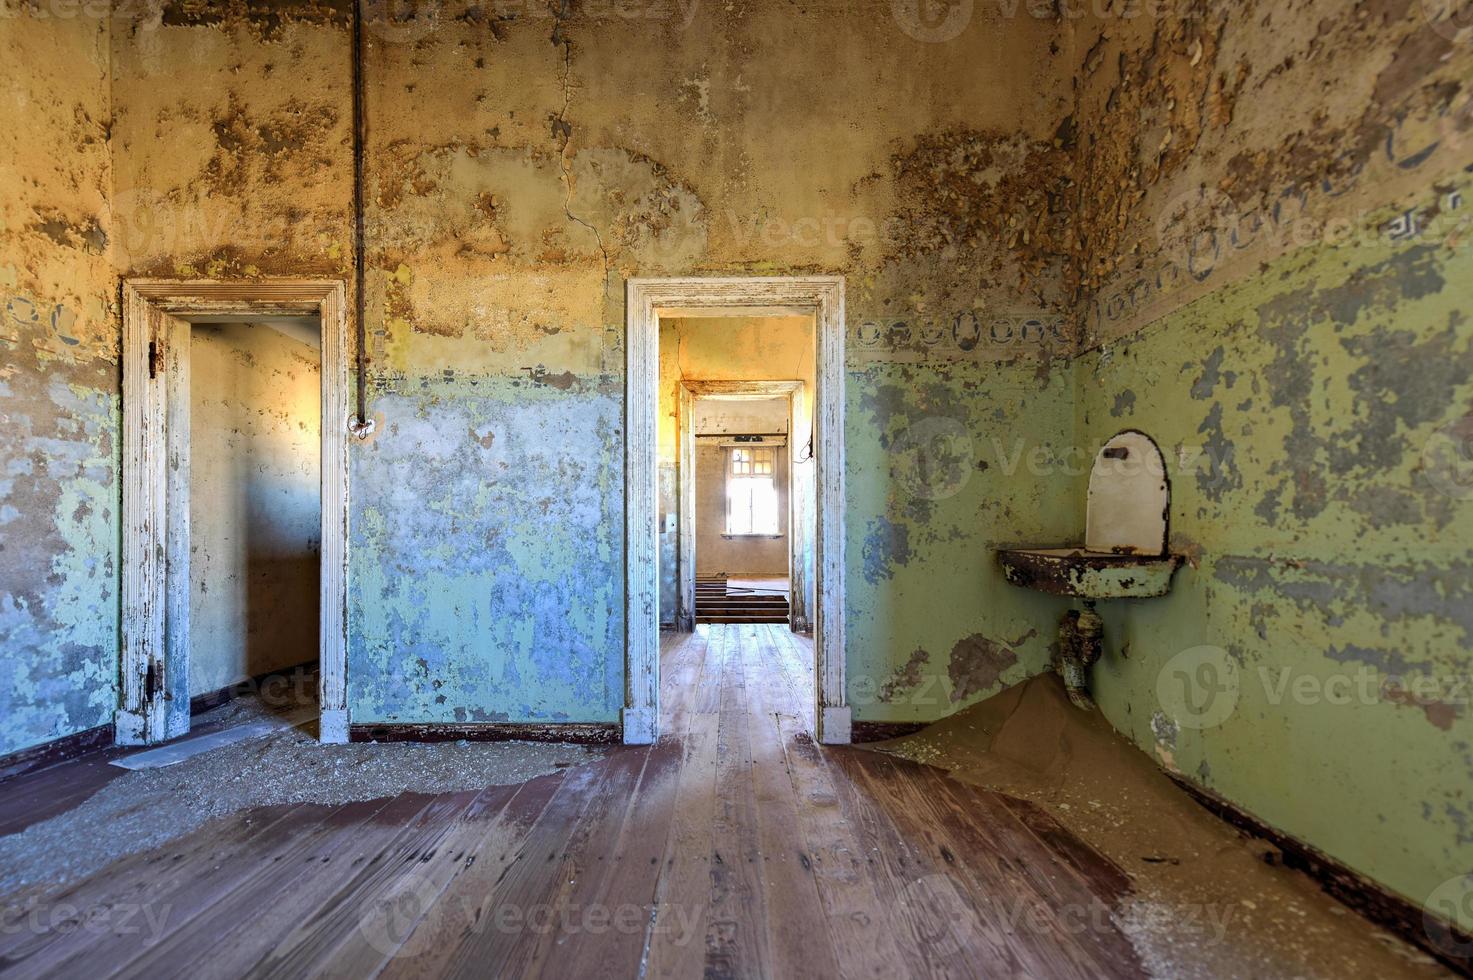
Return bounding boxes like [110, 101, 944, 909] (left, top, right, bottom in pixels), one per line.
[0, 625, 1147, 979]
[140, 794, 439, 980]
[372, 772, 567, 980]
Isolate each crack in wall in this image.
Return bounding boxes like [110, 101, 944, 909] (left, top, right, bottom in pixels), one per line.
[549, 2, 611, 281]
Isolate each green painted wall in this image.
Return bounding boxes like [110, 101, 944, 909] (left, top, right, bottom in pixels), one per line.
[1055, 0, 1473, 928]
[1075, 224, 1473, 920]
[846, 356, 1085, 719]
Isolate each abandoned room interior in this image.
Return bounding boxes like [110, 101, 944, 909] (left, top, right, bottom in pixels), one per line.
[2, 0, 1472, 976]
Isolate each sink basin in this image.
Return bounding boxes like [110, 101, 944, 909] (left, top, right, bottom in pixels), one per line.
[998, 547, 1181, 600]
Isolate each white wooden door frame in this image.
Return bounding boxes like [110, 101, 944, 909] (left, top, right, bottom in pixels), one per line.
[118, 279, 351, 745]
[625, 276, 847, 745]
[676, 379, 809, 634]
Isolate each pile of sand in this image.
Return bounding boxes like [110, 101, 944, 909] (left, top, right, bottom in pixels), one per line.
[870, 674, 1445, 979]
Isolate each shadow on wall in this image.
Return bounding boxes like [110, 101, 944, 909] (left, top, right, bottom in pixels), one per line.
[190, 321, 321, 695]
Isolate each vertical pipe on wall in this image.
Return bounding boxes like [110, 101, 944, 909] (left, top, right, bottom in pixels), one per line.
[351, 0, 368, 427]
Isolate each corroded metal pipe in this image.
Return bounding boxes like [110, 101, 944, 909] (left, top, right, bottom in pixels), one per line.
[1057, 603, 1104, 710]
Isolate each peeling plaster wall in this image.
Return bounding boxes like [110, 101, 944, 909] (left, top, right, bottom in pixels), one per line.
[0, 9, 116, 757]
[97, 0, 1080, 730]
[849, 358, 1083, 719]
[1064, 0, 1473, 923]
[108, 2, 354, 281]
[189, 322, 321, 696]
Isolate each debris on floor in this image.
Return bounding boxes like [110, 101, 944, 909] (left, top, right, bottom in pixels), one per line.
[0, 694, 607, 897]
[109, 707, 316, 771]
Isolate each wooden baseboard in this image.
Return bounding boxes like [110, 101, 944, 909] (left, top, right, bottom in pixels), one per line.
[1168, 772, 1473, 975]
[0, 723, 114, 783]
[348, 722, 621, 745]
[189, 661, 318, 716]
[850, 721, 928, 743]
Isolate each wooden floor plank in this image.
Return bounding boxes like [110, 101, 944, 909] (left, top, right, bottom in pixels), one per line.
[372, 770, 568, 980]
[536, 738, 682, 979]
[380, 757, 613, 979]
[296, 784, 529, 979]
[821, 746, 992, 979]
[123, 794, 438, 980]
[7, 803, 353, 980]
[238, 791, 485, 979]
[702, 623, 774, 980]
[515, 746, 651, 975]
[843, 750, 1097, 978]
[642, 714, 721, 979]
[742, 626, 841, 978]
[0, 625, 1158, 980]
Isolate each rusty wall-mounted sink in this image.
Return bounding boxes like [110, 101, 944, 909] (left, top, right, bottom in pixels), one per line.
[998, 547, 1181, 599]
[997, 430, 1181, 601]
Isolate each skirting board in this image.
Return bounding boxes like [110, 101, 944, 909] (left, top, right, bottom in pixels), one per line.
[349, 723, 621, 745]
[1168, 772, 1473, 976]
[0, 723, 114, 783]
[850, 721, 928, 743]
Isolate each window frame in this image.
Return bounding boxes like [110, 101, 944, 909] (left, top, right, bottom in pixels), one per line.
[724, 444, 782, 537]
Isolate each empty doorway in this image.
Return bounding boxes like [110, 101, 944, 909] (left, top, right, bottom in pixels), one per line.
[625, 276, 847, 745]
[118, 280, 349, 745]
[677, 380, 809, 632]
[188, 319, 321, 713]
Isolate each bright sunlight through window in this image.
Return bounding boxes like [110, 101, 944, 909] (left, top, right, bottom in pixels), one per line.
[727, 446, 779, 535]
